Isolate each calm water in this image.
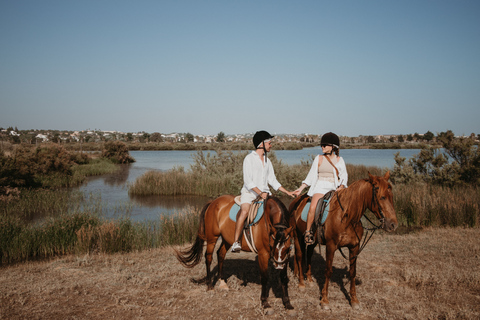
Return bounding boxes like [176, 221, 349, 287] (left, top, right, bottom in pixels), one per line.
[78, 148, 420, 221]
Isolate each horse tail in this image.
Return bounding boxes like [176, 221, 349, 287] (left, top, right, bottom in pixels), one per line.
[175, 201, 211, 268]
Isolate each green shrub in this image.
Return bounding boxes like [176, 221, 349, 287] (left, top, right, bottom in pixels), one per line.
[391, 130, 480, 186]
[102, 141, 135, 164]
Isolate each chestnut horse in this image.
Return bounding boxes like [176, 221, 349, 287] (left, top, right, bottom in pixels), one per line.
[289, 172, 398, 309]
[176, 194, 295, 315]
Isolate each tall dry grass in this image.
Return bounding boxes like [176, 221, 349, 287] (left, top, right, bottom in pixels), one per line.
[0, 206, 201, 266]
[393, 183, 479, 227]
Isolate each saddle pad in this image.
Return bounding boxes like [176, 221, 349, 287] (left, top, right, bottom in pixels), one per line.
[301, 200, 331, 225]
[229, 201, 264, 225]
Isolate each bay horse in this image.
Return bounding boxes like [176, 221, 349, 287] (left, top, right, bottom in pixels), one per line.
[289, 171, 398, 309]
[176, 194, 295, 315]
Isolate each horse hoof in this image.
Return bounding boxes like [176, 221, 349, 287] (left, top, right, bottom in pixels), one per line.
[351, 302, 361, 310]
[218, 280, 229, 291]
[321, 303, 330, 310]
[286, 309, 297, 317]
[264, 307, 275, 315]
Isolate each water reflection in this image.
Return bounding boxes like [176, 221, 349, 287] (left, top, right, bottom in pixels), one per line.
[103, 164, 130, 186]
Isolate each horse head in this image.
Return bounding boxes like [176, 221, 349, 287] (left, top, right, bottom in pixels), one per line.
[270, 224, 293, 270]
[368, 171, 398, 232]
[265, 197, 293, 270]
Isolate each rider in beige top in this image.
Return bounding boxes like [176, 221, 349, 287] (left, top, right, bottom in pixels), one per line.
[293, 132, 348, 244]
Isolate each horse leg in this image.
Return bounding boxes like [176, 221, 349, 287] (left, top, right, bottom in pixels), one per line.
[349, 245, 361, 309]
[216, 240, 229, 290]
[258, 252, 274, 315]
[294, 231, 306, 288]
[305, 243, 315, 284]
[320, 242, 335, 310]
[204, 239, 217, 290]
[279, 263, 295, 313]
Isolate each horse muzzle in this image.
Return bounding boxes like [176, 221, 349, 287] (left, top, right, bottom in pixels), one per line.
[382, 218, 398, 232]
[272, 257, 288, 270]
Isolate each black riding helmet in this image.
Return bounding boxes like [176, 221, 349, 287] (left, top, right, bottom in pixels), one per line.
[321, 132, 340, 148]
[253, 130, 274, 149]
[253, 130, 274, 163]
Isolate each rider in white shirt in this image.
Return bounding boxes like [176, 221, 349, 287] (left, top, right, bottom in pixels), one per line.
[231, 131, 295, 252]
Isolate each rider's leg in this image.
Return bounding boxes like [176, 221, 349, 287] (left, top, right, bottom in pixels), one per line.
[305, 193, 324, 241]
[232, 203, 250, 251]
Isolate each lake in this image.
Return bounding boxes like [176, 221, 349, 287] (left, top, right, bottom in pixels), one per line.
[77, 148, 420, 221]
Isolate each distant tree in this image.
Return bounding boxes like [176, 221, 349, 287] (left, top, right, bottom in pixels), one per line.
[406, 134, 413, 142]
[143, 133, 150, 143]
[398, 135, 404, 143]
[51, 133, 60, 143]
[185, 132, 194, 142]
[216, 131, 226, 142]
[126, 133, 133, 142]
[366, 136, 376, 143]
[414, 133, 421, 141]
[424, 131, 434, 142]
[150, 132, 163, 142]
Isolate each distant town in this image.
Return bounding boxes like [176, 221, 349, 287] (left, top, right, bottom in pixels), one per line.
[1, 127, 478, 147]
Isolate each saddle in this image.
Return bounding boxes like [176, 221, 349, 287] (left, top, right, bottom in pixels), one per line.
[234, 195, 263, 225]
[231, 196, 264, 253]
[312, 190, 335, 243]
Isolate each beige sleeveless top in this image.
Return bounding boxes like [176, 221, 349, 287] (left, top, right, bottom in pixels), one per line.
[318, 156, 335, 183]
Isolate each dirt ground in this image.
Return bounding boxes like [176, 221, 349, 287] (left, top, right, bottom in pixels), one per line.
[1, 227, 479, 320]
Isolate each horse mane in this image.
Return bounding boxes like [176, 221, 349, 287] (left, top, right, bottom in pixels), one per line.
[333, 178, 371, 221]
[268, 195, 290, 227]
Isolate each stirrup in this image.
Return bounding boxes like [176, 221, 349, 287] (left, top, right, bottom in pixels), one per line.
[304, 230, 314, 245]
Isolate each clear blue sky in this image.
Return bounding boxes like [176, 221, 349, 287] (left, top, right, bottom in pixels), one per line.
[1, 0, 479, 137]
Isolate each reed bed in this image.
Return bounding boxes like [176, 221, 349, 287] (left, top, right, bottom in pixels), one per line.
[0, 189, 84, 221]
[0, 207, 201, 266]
[394, 183, 479, 227]
[71, 158, 118, 177]
[128, 150, 385, 198]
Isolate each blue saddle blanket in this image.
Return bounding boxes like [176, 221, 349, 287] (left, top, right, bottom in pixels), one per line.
[301, 198, 331, 224]
[229, 201, 264, 226]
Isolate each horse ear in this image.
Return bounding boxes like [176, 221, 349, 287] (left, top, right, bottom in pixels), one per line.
[384, 170, 390, 181]
[368, 171, 374, 182]
[285, 226, 294, 236]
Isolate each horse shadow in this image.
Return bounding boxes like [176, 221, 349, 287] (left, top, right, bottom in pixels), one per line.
[199, 248, 357, 303]
[209, 256, 291, 299]
[289, 246, 357, 304]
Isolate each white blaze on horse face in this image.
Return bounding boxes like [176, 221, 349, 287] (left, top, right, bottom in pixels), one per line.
[273, 241, 288, 269]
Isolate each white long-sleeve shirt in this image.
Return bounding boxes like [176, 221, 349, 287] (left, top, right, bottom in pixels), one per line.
[302, 155, 348, 197]
[241, 151, 282, 196]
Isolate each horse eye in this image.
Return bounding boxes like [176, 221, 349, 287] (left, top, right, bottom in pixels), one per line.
[381, 196, 386, 200]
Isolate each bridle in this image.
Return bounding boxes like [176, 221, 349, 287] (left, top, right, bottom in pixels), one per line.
[265, 197, 291, 268]
[270, 224, 291, 268]
[363, 183, 386, 230]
